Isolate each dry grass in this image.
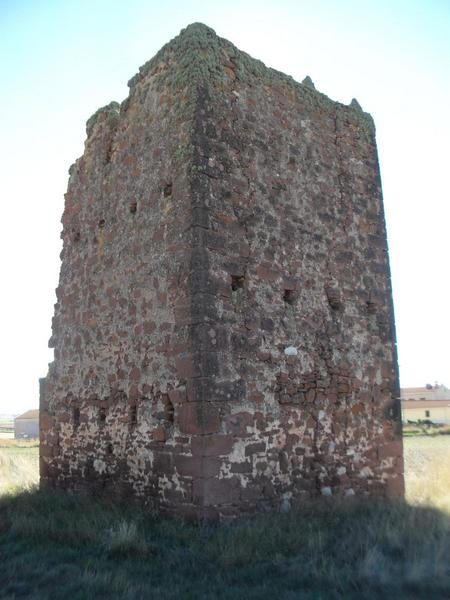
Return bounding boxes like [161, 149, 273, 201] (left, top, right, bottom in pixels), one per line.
[0, 438, 39, 448]
[103, 520, 152, 557]
[404, 435, 450, 512]
[403, 422, 450, 437]
[0, 441, 39, 495]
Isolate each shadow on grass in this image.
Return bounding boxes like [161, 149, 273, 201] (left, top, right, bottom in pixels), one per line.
[1, 488, 449, 599]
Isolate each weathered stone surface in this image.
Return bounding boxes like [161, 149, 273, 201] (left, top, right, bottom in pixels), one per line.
[40, 22, 403, 519]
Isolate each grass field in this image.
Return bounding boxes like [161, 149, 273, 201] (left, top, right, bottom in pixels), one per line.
[0, 437, 449, 599]
[0, 418, 14, 440]
[403, 423, 450, 437]
[0, 440, 39, 496]
[404, 436, 450, 512]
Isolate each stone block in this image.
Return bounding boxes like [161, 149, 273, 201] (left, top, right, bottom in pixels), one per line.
[191, 434, 234, 456]
[177, 403, 221, 435]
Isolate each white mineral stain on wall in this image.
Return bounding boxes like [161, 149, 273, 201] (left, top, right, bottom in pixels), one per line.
[93, 458, 107, 474]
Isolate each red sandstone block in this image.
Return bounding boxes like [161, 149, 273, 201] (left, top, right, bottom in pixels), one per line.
[175, 437, 190, 444]
[385, 475, 405, 497]
[129, 367, 140, 381]
[178, 403, 221, 435]
[395, 455, 404, 472]
[194, 476, 240, 506]
[143, 320, 157, 335]
[282, 276, 297, 289]
[358, 391, 371, 403]
[225, 411, 254, 435]
[248, 392, 264, 403]
[40, 411, 53, 432]
[256, 264, 279, 282]
[175, 353, 200, 379]
[39, 444, 54, 458]
[129, 385, 139, 402]
[168, 388, 186, 405]
[174, 303, 192, 326]
[153, 452, 173, 474]
[174, 455, 220, 478]
[191, 434, 233, 456]
[230, 461, 252, 473]
[245, 441, 266, 456]
[164, 487, 191, 504]
[244, 318, 261, 331]
[39, 457, 50, 478]
[378, 440, 403, 460]
[153, 426, 167, 442]
[363, 448, 377, 461]
[240, 483, 263, 503]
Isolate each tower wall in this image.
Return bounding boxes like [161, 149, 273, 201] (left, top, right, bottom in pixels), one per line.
[40, 75, 197, 507]
[40, 24, 403, 518]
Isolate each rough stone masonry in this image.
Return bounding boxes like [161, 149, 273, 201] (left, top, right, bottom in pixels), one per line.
[40, 23, 404, 518]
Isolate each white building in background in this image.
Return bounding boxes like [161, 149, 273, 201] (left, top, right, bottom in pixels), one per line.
[401, 384, 450, 424]
[14, 409, 39, 439]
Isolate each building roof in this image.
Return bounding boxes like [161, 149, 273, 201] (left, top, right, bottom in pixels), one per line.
[402, 400, 450, 409]
[15, 409, 39, 420]
[400, 385, 450, 401]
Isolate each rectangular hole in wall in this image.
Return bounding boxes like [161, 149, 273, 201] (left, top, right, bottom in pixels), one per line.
[231, 275, 245, 292]
[98, 407, 106, 427]
[130, 405, 137, 428]
[283, 289, 296, 305]
[73, 407, 80, 430]
[162, 394, 174, 424]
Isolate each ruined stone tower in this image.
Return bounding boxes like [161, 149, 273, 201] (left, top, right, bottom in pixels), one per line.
[40, 23, 404, 518]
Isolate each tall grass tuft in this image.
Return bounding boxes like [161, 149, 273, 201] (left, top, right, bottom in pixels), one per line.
[407, 460, 450, 512]
[104, 520, 151, 557]
[0, 448, 38, 495]
[404, 435, 450, 513]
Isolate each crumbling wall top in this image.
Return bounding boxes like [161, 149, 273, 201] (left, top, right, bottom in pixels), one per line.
[124, 23, 374, 132]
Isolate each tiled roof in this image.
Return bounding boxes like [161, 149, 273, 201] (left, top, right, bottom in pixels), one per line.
[15, 409, 39, 420]
[402, 400, 450, 409]
[400, 386, 450, 401]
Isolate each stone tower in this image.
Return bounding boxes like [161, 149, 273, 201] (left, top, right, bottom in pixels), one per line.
[40, 23, 404, 518]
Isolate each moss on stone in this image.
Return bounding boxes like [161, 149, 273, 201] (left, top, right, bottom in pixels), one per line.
[125, 23, 375, 133]
[86, 101, 120, 138]
[83, 23, 375, 148]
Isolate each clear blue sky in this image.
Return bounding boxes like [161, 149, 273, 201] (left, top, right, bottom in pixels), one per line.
[1, 0, 449, 414]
